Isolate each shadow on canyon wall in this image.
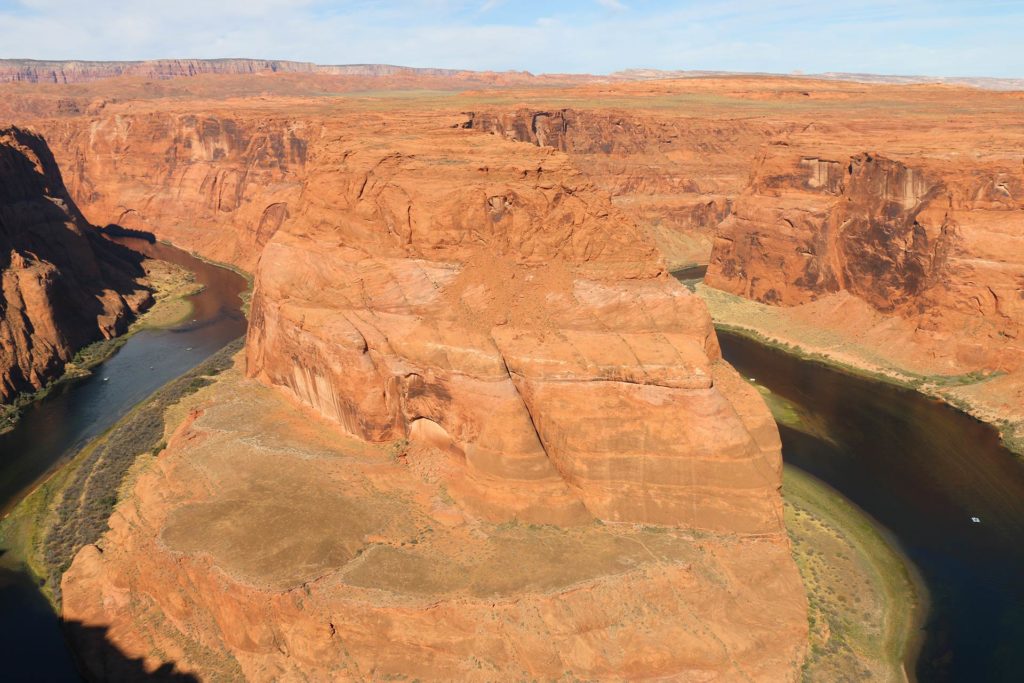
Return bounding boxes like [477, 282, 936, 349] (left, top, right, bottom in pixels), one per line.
[64, 620, 200, 682]
[98, 223, 157, 243]
[0, 126, 154, 400]
[0, 126, 150, 283]
[0, 557, 193, 681]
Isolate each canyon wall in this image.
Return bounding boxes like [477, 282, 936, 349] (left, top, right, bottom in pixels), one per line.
[25, 101, 808, 678]
[1, 71, 1018, 679]
[0, 126, 149, 402]
[0, 59, 475, 85]
[244, 116, 787, 531]
[33, 113, 311, 271]
[707, 126, 1024, 372]
[63, 365, 805, 681]
[465, 108, 785, 267]
[10, 102, 792, 528]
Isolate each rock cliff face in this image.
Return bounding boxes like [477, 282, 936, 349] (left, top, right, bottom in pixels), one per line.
[4, 71, 1019, 679]
[63, 367, 806, 681]
[465, 109, 783, 267]
[244, 118, 786, 531]
[36, 113, 310, 271]
[0, 126, 149, 401]
[707, 127, 1024, 372]
[49, 107, 806, 679]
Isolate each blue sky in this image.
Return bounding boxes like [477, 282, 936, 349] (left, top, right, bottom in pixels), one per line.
[0, 1, 1021, 78]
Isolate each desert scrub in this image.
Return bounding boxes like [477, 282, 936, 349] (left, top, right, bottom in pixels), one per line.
[784, 466, 922, 682]
[34, 337, 243, 606]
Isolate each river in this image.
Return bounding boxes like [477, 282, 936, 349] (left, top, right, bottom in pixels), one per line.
[0, 237, 248, 681]
[718, 329, 1024, 682]
[1, 254, 1021, 680]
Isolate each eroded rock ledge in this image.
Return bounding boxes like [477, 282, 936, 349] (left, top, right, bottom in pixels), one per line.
[59, 115, 807, 679]
[244, 120, 785, 532]
[706, 123, 1024, 404]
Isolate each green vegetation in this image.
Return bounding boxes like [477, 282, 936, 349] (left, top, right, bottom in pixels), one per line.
[0, 257, 208, 436]
[1000, 420, 1024, 455]
[784, 465, 923, 682]
[0, 338, 243, 608]
[753, 383, 837, 446]
[0, 336, 128, 434]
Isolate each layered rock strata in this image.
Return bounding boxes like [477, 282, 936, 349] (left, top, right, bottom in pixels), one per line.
[465, 108, 786, 267]
[63, 366, 806, 681]
[707, 127, 1024, 374]
[0, 59, 474, 85]
[244, 119, 786, 532]
[0, 126, 149, 401]
[59, 113, 807, 679]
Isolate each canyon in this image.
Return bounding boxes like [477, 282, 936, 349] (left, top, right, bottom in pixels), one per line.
[0, 126, 150, 404]
[0, 63, 1022, 680]
[704, 118, 1024, 449]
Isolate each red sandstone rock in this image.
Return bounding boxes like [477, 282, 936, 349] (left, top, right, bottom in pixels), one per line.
[61, 367, 806, 681]
[7, 73, 953, 680]
[241, 119, 786, 533]
[466, 108, 785, 267]
[707, 124, 1024, 373]
[0, 126, 149, 402]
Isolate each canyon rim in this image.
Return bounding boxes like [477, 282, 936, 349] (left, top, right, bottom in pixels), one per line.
[0, 40, 1021, 683]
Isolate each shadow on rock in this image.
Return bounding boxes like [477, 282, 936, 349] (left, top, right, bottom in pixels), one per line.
[64, 620, 199, 682]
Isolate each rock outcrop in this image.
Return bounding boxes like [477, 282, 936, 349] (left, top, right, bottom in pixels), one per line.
[0, 126, 149, 401]
[48, 105, 805, 678]
[707, 126, 1024, 373]
[0, 59, 478, 85]
[36, 113, 310, 271]
[244, 119, 786, 531]
[0, 69, 1014, 680]
[465, 108, 785, 267]
[63, 366, 806, 681]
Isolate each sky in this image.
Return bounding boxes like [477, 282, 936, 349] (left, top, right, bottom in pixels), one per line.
[0, 0, 1021, 78]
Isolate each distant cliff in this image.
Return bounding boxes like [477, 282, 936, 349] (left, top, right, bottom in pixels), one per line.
[0, 59, 491, 84]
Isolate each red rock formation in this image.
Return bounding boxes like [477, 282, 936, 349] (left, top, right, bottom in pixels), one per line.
[0, 126, 149, 401]
[465, 108, 785, 267]
[707, 126, 1024, 372]
[34, 101, 805, 678]
[37, 112, 310, 271]
[0, 59, 485, 85]
[62, 368, 806, 681]
[244, 118, 786, 532]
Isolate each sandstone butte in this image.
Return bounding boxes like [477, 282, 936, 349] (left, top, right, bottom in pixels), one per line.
[0, 64, 1020, 680]
[0, 126, 150, 402]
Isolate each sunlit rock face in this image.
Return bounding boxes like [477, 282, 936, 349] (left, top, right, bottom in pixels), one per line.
[42, 100, 804, 680]
[707, 125, 1024, 373]
[243, 116, 786, 533]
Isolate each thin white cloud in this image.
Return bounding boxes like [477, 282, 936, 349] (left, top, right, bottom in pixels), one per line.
[0, 0, 1020, 78]
[596, 0, 627, 10]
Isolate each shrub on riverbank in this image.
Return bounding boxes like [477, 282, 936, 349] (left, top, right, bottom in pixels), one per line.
[39, 338, 243, 604]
